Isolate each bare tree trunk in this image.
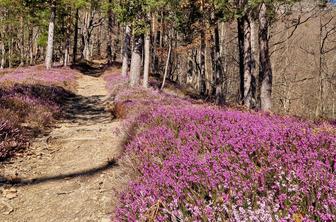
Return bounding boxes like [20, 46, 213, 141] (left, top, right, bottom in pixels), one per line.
[20, 16, 25, 66]
[316, 15, 325, 117]
[159, 11, 164, 48]
[199, 29, 206, 95]
[83, 36, 91, 61]
[107, 0, 113, 65]
[73, 8, 79, 64]
[130, 34, 143, 86]
[29, 28, 34, 65]
[0, 12, 4, 69]
[64, 30, 70, 66]
[250, 16, 258, 108]
[121, 25, 131, 77]
[143, 29, 151, 88]
[161, 40, 172, 90]
[45, 2, 56, 69]
[213, 22, 225, 104]
[259, 3, 272, 111]
[151, 13, 158, 75]
[237, 17, 245, 102]
[64, 9, 71, 67]
[8, 37, 13, 68]
[0, 31, 4, 69]
[243, 13, 257, 109]
[0, 40, 4, 70]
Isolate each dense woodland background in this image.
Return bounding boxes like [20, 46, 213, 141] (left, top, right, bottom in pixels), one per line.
[0, 0, 335, 119]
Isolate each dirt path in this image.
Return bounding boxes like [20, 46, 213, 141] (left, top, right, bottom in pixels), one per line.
[0, 74, 127, 222]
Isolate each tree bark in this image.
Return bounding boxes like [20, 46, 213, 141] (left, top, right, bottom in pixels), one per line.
[64, 9, 71, 67]
[129, 34, 143, 86]
[82, 11, 91, 61]
[143, 30, 151, 88]
[20, 16, 25, 66]
[0, 11, 4, 69]
[107, 0, 113, 65]
[151, 13, 159, 75]
[8, 37, 13, 68]
[213, 22, 225, 104]
[45, 1, 56, 69]
[29, 28, 34, 65]
[237, 17, 245, 102]
[0, 29, 5, 69]
[259, 3, 272, 111]
[159, 11, 164, 48]
[0, 39, 4, 70]
[250, 16, 258, 107]
[199, 29, 206, 95]
[161, 40, 172, 90]
[121, 25, 131, 77]
[72, 8, 79, 64]
[243, 15, 253, 108]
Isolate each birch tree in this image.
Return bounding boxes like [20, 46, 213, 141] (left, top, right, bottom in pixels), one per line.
[45, 0, 57, 69]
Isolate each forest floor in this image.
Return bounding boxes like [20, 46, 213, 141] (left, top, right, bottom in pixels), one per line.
[0, 72, 128, 222]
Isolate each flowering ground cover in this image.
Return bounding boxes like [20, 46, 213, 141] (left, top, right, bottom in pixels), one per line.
[0, 66, 77, 160]
[105, 73, 336, 221]
[0, 65, 77, 89]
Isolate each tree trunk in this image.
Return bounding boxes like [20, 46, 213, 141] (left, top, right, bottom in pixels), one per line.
[316, 16, 324, 117]
[107, 0, 113, 65]
[20, 16, 25, 66]
[143, 30, 151, 88]
[213, 22, 225, 104]
[64, 31, 70, 66]
[121, 25, 131, 77]
[0, 39, 4, 69]
[243, 15, 253, 108]
[0, 29, 5, 69]
[159, 11, 164, 48]
[129, 34, 143, 86]
[259, 3, 272, 111]
[250, 16, 258, 108]
[151, 13, 159, 75]
[83, 36, 91, 61]
[29, 28, 34, 65]
[8, 37, 13, 68]
[199, 29, 206, 95]
[237, 17, 245, 102]
[161, 40, 172, 90]
[73, 8, 79, 64]
[45, 2, 56, 69]
[64, 10, 71, 67]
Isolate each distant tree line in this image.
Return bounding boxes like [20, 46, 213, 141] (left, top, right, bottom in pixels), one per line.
[0, 0, 335, 118]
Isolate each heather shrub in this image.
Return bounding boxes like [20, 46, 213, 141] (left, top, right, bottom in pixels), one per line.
[116, 107, 335, 221]
[0, 65, 78, 90]
[0, 118, 28, 160]
[105, 74, 336, 221]
[0, 66, 77, 160]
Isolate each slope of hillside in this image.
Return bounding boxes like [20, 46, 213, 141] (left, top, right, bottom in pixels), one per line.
[105, 73, 336, 221]
[0, 66, 78, 160]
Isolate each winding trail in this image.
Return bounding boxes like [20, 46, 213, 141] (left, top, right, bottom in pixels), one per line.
[0, 74, 127, 222]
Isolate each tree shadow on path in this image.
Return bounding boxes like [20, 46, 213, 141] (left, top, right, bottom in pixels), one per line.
[0, 64, 119, 188]
[0, 159, 117, 187]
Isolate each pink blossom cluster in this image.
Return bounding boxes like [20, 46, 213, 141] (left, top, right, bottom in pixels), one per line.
[0, 65, 77, 85]
[0, 119, 27, 159]
[105, 74, 336, 221]
[0, 66, 77, 160]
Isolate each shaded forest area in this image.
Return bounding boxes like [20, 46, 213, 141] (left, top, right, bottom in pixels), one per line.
[0, 0, 335, 119]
